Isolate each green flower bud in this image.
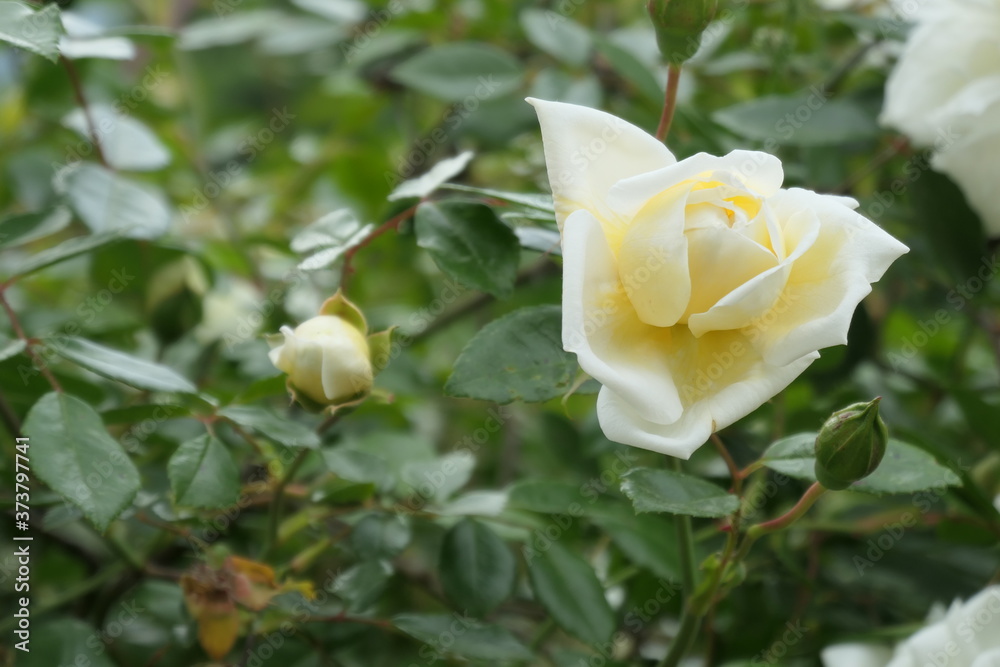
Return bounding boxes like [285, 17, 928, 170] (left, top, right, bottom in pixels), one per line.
[646, 0, 719, 65]
[814, 398, 889, 490]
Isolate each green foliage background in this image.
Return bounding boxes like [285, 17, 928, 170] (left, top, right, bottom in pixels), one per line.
[0, 0, 998, 665]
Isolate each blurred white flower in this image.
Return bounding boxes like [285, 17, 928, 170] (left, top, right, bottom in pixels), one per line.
[822, 587, 1000, 667]
[195, 279, 264, 346]
[881, 0, 1000, 235]
[814, 0, 879, 11]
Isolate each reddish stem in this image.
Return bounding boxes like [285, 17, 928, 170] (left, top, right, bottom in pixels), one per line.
[60, 55, 108, 168]
[655, 64, 682, 142]
[340, 205, 418, 290]
[0, 290, 62, 393]
[749, 482, 826, 538]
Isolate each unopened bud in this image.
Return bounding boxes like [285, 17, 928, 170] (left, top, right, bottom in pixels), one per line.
[647, 0, 718, 65]
[814, 398, 889, 490]
[268, 315, 373, 406]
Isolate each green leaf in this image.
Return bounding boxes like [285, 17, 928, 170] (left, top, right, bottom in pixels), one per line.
[439, 518, 516, 616]
[712, 93, 880, 147]
[414, 200, 520, 297]
[0, 336, 26, 362]
[508, 479, 584, 514]
[291, 209, 373, 272]
[52, 337, 197, 393]
[332, 561, 393, 612]
[0, 1, 63, 62]
[445, 305, 577, 403]
[17, 618, 115, 667]
[590, 505, 682, 581]
[290, 0, 366, 22]
[760, 433, 963, 495]
[515, 226, 562, 255]
[177, 10, 283, 49]
[60, 27, 136, 61]
[220, 405, 321, 449]
[8, 231, 123, 280]
[0, 207, 72, 248]
[322, 446, 392, 490]
[100, 403, 188, 425]
[255, 16, 346, 56]
[350, 513, 412, 560]
[620, 467, 740, 518]
[526, 541, 615, 644]
[855, 440, 962, 496]
[168, 434, 240, 509]
[401, 451, 475, 503]
[593, 36, 662, 104]
[955, 390, 1000, 449]
[759, 433, 817, 481]
[56, 163, 172, 239]
[62, 105, 171, 171]
[440, 183, 555, 212]
[313, 478, 375, 504]
[389, 151, 474, 201]
[390, 42, 524, 102]
[23, 393, 141, 532]
[393, 614, 532, 661]
[520, 9, 592, 67]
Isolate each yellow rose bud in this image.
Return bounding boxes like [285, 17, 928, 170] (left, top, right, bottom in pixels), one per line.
[268, 314, 373, 406]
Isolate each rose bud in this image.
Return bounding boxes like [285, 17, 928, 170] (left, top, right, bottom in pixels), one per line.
[646, 0, 718, 64]
[268, 291, 392, 411]
[814, 398, 889, 490]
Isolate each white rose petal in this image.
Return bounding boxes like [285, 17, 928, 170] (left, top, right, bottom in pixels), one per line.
[822, 642, 894, 667]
